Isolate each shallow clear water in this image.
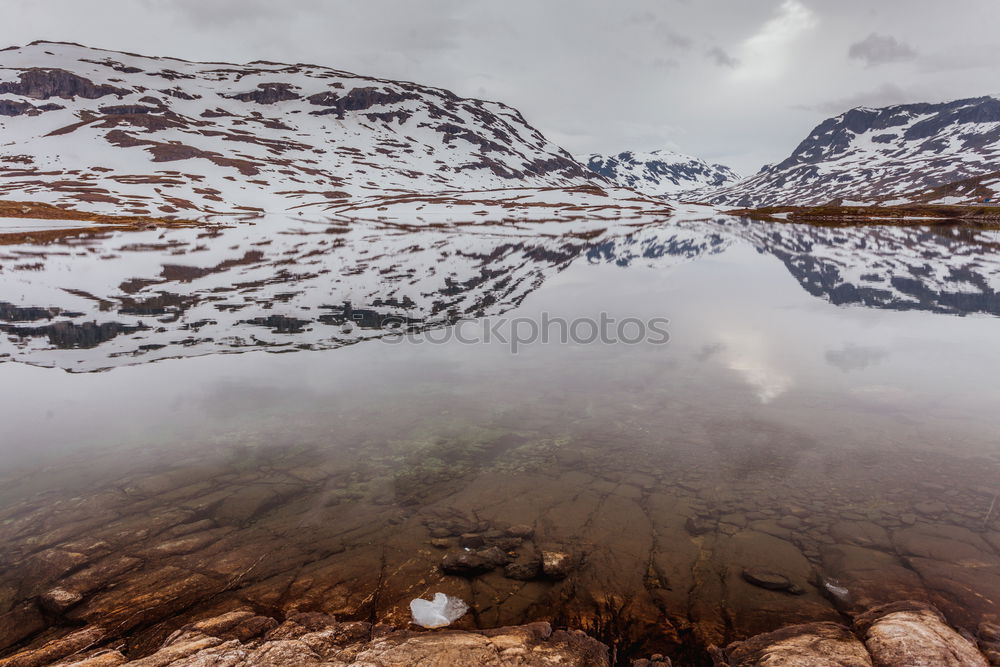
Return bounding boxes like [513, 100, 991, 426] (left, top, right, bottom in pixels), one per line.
[1, 216, 999, 660]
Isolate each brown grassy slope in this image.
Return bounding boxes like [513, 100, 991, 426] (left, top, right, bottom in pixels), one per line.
[0, 199, 203, 244]
[726, 204, 1000, 227]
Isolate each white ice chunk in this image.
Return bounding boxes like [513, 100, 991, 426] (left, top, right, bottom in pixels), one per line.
[409, 592, 469, 628]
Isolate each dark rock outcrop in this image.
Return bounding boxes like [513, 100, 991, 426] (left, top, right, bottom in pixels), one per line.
[0, 68, 129, 100]
[226, 82, 301, 104]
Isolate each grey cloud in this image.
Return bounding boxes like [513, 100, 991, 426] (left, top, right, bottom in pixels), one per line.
[706, 46, 739, 68]
[652, 56, 680, 70]
[663, 29, 694, 51]
[848, 33, 917, 67]
[622, 11, 694, 50]
[2, 0, 1000, 174]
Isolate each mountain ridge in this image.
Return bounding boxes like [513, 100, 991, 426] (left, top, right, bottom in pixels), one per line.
[697, 94, 1000, 207]
[0, 41, 607, 217]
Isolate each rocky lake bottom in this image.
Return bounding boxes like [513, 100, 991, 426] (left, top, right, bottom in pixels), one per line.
[1, 214, 1000, 664]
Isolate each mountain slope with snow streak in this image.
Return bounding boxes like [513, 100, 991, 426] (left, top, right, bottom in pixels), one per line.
[578, 150, 739, 197]
[0, 41, 604, 217]
[700, 96, 1000, 207]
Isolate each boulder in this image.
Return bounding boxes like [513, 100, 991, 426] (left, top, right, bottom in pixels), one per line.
[541, 551, 573, 580]
[504, 560, 541, 581]
[855, 600, 989, 667]
[722, 621, 873, 666]
[441, 552, 496, 577]
[741, 567, 803, 594]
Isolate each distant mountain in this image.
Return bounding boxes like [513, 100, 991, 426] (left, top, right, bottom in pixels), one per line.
[0, 41, 602, 217]
[701, 95, 1000, 207]
[578, 150, 739, 197]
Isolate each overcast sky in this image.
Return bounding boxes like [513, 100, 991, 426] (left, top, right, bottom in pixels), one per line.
[2, 0, 998, 173]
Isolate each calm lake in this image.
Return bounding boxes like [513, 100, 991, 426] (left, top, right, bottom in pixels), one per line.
[1, 215, 999, 662]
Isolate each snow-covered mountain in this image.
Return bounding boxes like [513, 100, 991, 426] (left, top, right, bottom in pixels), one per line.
[0, 41, 603, 217]
[701, 95, 1000, 207]
[578, 150, 739, 197]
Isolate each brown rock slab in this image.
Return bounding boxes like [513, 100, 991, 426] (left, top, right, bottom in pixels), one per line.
[855, 600, 989, 667]
[57, 650, 128, 666]
[723, 621, 873, 666]
[351, 622, 609, 666]
[0, 626, 108, 667]
[0, 601, 46, 652]
[828, 521, 893, 551]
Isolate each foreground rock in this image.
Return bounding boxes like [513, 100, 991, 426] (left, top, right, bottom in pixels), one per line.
[716, 601, 990, 666]
[0, 612, 609, 666]
[720, 621, 873, 666]
[855, 601, 990, 667]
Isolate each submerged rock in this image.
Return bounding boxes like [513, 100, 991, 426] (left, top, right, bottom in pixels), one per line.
[741, 567, 804, 595]
[478, 546, 513, 567]
[441, 551, 496, 576]
[914, 500, 949, 516]
[685, 516, 713, 536]
[459, 533, 486, 549]
[505, 524, 535, 539]
[504, 559, 541, 581]
[38, 587, 83, 614]
[541, 551, 574, 580]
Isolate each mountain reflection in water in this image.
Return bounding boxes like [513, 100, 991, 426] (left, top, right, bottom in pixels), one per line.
[2, 217, 1000, 371]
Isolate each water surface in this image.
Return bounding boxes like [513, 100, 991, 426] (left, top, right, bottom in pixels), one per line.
[1, 215, 999, 661]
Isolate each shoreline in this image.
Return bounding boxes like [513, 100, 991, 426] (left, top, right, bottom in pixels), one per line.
[2, 600, 994, 666]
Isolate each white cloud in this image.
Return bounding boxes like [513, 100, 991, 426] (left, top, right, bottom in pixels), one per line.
[732, 0, 818, 82]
